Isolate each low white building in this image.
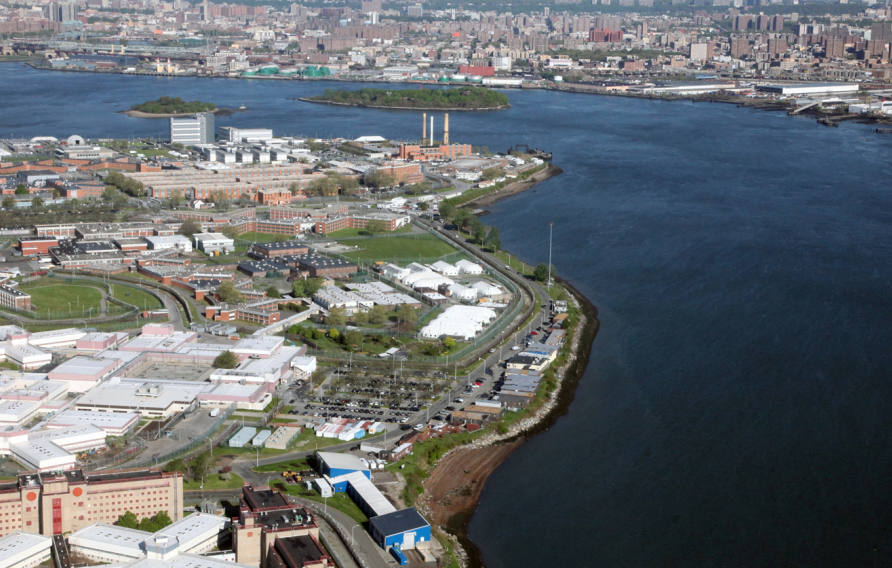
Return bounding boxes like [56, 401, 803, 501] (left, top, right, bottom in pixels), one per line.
[143, 235, 193, 253]
[455, 259, 484, 275]
[0, 532, 53, 568]
[10, 424, 106, 471]
[430, 261, 459, 276]
[419, 305, 497, 341]
[193, 233, 235, 254]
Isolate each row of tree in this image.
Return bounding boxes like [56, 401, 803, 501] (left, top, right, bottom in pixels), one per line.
[115, 510, 173, 533]
[105, 171, 146, 198]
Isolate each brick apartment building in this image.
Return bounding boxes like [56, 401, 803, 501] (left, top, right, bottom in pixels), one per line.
[313, 214, 409, 235]
[375, 162, 423, 185]
[18, 236, 59, 256]
[0, 468, 184, 538]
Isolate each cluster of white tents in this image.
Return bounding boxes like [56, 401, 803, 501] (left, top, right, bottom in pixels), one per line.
[420, 305, 497, 341]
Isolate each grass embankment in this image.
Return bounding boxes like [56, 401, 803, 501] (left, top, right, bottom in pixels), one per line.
[327, 225, 414, 238]
[444, 163, 549, 208]
[111, 285, 163, 310]
[342, 234, 459, 264]
[274, 483, 369, 525]
[183, 472, 244, 491]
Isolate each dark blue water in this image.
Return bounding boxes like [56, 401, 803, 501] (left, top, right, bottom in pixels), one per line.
[4, 64, 892, 567]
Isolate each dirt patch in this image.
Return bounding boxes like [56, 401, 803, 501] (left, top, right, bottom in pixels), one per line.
[421, 441, 521, 528]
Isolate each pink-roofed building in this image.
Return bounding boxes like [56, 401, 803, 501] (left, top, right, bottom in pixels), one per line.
[141, 323, 175, 336]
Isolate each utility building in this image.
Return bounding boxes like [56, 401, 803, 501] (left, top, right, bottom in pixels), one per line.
[169, 113, 215, 145]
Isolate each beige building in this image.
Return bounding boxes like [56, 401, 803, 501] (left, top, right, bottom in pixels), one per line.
[0, 468, 184, 538]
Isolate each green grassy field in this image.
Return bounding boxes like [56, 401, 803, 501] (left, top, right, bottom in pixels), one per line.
[183, 472, 244, 491]
[275, 484, 369, 525]
[341, 234, 458, 264]
[111, 285, 163, 310]
[327, 225, 414, 238]
[254, 457, 311, 473]
[24, 285, 103, 314]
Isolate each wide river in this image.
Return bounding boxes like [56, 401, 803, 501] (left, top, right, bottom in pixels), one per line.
[4, 63, 892, 567]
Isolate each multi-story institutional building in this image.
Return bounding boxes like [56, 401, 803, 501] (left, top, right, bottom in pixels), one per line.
[251, 241, 309, 259]
[126, 167, 324, 201]
[0, 285, 31, 311]
[313, 214, 409, 235]
[232, 484, 319, 566]
[0, 468, 184, 538]
[169, 113, 215, 145]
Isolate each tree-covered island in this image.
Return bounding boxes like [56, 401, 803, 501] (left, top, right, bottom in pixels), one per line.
[130, 96, 216, 114]
[302, 87, 510, 110]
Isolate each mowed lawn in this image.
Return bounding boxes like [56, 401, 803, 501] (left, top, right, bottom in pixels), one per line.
[111, 285, 163, 310]
[25, 285, 103, 313]
[342, 235, 458, 263]
[326, 225, 414, 238]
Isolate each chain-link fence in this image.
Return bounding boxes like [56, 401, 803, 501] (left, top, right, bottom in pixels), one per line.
[126, 403, 237, 468]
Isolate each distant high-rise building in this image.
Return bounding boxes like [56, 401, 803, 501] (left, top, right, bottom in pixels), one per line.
[825, 38, 845, 58]
[407, 4, 423, 17]
[361, 0, 382, 13]
[44, 3, 78, 22]
[170, 113, 215, 145]
[730, 36, 752, 58]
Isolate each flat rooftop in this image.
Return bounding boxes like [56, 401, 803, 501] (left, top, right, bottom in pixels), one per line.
[243, 485, 290, 511]
[275, 535, 325, 568]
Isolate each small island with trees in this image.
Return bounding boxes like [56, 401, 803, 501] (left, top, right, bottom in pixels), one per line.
[123, 96, 223, 118]
[300, 87, 510, 111]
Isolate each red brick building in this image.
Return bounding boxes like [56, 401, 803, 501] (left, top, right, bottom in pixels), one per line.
[18, 236, 58, 256]
[398, 143, 472, 161]
[459, 65, 495, 76]
[376, 162, 423, 185]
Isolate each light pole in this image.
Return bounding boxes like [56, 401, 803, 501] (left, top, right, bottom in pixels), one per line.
[547, 222, 553, 290]
[351, 524, 358, 546]
[256, 447, 260, 467]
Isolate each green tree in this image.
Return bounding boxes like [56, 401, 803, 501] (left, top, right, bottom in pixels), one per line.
[485, 226, 500, 251]
[14, 184, 28, 195]
[364, 170, 395, 190]
[443, 337, 456, 349]
[473, 221, 487, 244]
[481, 167, 503, 181]
[533, 263, 555, 282]
[152, 511, 173, 529]
[343, 330, 363, 347]
[178, 220, 201, 239]
[102, 185, 119, 201]
[169, 189, 184, 208]
[329, 327, 340, 340]
[418, 202, 430, 211]
[138, 517, 160, 532]
[438, 201, 455, 220]
[353, 311, 369, 326]
[116, 511, 139, 529]
[217, 281, 244, 304]
[213, 350, 239, 369]
[188, 451, 214, 481]
[395, 304, 418, 325]
[164, 458, 186, 473]
[220, 225, 240, 239]
[31, 196, 43, 209]
[2, 196, 14, 210]
[266, 286, 281, 298]
[365, 219, 388, 235]
[327, 307, 348, 326]
[368, 305, 388, 324]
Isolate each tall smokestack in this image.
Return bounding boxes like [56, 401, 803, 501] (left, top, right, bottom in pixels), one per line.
[443, 114, 449, 145]
[422, 113, 427, 142]
[430, 116, 434, 146]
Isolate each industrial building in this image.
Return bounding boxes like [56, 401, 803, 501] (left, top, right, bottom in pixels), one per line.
[229, 426, 258, 447]
[193, 233, 235, 254]
[755, 83, 860, 96]
[368, 508, 431, 552]
[169, 113, 215, 146]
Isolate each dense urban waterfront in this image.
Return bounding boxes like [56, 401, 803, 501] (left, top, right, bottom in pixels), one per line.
[5, 63, 892, 567]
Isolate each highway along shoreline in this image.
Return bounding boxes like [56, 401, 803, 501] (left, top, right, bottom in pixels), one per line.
[418, 278, 599, 568]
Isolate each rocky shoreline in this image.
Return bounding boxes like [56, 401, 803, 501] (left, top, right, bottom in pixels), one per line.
[417, 280, 600, 567]
[118, 107, 240, 118]
[297, 97, 511, 111]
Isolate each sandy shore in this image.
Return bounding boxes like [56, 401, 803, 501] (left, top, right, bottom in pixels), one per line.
[119, 108, 240, 118]
[417, 278, 600, 567]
